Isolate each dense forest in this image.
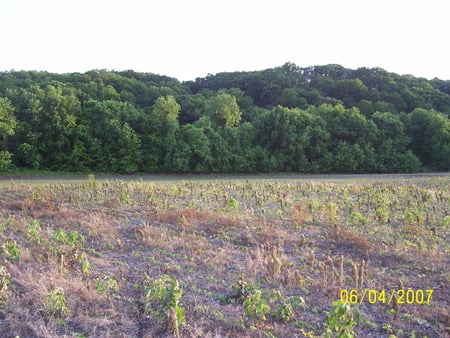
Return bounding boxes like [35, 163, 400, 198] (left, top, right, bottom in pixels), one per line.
[0, 63, 449, 174]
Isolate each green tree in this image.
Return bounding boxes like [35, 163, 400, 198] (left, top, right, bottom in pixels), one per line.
[313, 104, 377, 145]
[178, 93, 206, 125]
[278, 88, 308, 109]
[206, 93, 242, 128]
[80, 100, 142, 173]
[371, 111, 421, 172]
[255, 106, 331, 172]
[0, 97, 17, 170]
[333, 141, 365, 173]
[311, 104, 379, 172]
[144, 95, 181, 172]
[181, 124, 212, 172]
[5, 86, 43, 169]
[194, 116, 233, 172]
[38, 85, 81, 169]
[0, 97, 17, 139]
[406, 108, 450, 170]
[151, 95, 181, 130]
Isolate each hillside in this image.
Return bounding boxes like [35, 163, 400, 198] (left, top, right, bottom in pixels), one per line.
[0, 63, 449, 173]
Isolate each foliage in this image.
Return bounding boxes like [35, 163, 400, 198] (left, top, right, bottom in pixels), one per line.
[26, 219, 43, 244]
[1, 64, 450, 173]
[227, 197, 239, 210]
[406, 108, 450, 170]
[0, 150, 13, 171]
[2, 240, 20, 260]
[243, 289, 270, 322]
[45, 287, 69, 318]
[206, 93, 242, 128]
[144, 275, 185, 333]
[0, 97, 17, 139]
[53, 228, 83, 248]
[325, 300, 361, 338]
[272, 290, 296, 323]
[94, 275, 119, 296]
[0, 97, 17, 170]
[230, 276, 256, 304]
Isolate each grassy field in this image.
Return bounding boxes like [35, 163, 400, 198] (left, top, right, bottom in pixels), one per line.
[0, 175, 448, 337]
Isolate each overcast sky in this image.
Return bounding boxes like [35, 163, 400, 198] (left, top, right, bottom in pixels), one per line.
[0, 0, 448, 81]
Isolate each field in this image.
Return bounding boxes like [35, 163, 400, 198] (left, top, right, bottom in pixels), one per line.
[0, 174, 448, 337]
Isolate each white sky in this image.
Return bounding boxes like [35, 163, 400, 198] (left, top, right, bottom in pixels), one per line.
[0, 0, 448, 81]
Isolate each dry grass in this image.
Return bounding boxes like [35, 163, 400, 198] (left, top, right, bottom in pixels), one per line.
[0, 176, 448, 337]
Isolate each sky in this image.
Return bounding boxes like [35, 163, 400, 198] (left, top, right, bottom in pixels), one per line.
[0, 0, 448, 81]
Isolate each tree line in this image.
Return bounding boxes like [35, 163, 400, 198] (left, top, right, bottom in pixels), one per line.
[0, 63, 449, 173]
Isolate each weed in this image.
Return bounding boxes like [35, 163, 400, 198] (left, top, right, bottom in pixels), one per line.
[227, 197, 239, 211]
[0, 265, 11, 305]
[230, 275, 256, 304]
[94, 275, 119, 296]
[53, 228, 83, 247]
[260, 242, 285, 281]
[79, 252, 90, 275]
[2, 240, 20, 260]
[87, 174, 96, 190]
[324, 300, 361, 338]
[243, 289, 270, 322]
[144, 274, 185, 337]
[404, 209, 423, 226]
[45, 287, 69, 318]
[26, 219, 42, 244]
[120, 190, 130, 205]
[326, 201, 338, 225]
[375, 206, 389, 223]
[350, 211, 366, 226]
[272, 290, 295, 323]
[214, 310, 225, 321]
[31, 187, 43, 201]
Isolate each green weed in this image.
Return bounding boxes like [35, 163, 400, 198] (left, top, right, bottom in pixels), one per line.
[94, 275, 119, 296]
[144, 274, 185, 336]
[243, 289, 270, 322]
[53, 228, 83, 247]
[324, 300, 361, 338]
[2, 240, 20, 260]
[26, 219, 42, 244]
[227, 197, 239, 210]
[45, 287, 69, 318]
[272, 290, 296, 323]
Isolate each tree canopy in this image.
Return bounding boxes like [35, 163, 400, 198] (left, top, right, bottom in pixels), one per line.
[1, 63, 449, 173]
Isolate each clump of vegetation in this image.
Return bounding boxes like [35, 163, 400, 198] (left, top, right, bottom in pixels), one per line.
[272, 290, 296, 323]
[243, 289, 270, 323]
[144, 274, 185, 337]
[94, 274, 119, 297]
[324, 300, 361, 337]
[1, 240, 20, 261]
[45, 287, 69, 319]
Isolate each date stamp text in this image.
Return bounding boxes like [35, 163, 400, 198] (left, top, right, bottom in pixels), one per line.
[339, 289, 433, 305]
